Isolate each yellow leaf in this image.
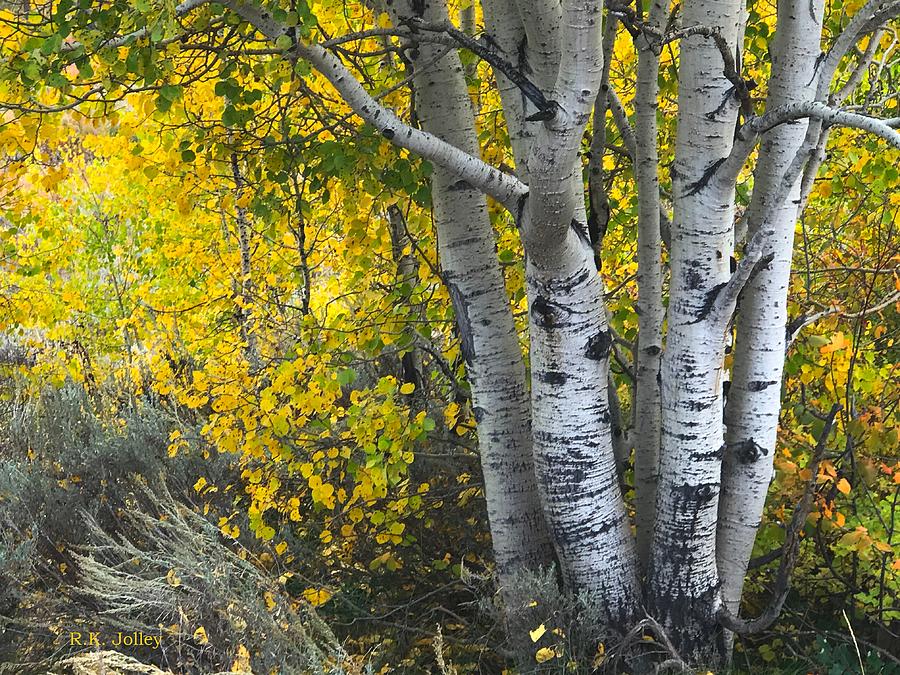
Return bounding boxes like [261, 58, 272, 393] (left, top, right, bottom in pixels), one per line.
[230, 644, 251, 672]
[166, 569, 182, 587]
[399, 382, 415, 395]
[529, 624, 546, 643]
[193, 625, 209, 645]
[593, 643, 606, 668]
[302, 587, 333, 607]
[820, 332, 849, 355]
[194, 476, 207, 492]
[535, 647, 557, 663]
[836, 478, 851, 495]
[264, 591, 276, 611]
[376, 12, 392, 29]
[275, 541, 288, 555]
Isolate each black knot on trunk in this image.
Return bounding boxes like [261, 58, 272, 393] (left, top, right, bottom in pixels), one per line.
[537, 370, 568, 385]
[736, 438, 768, 464]
[584, 329, 612, 361]
[530, 295, 556, 328]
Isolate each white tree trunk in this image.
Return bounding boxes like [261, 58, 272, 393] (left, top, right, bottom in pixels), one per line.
[386, 0, 555, 585]
[717, 0, 825, 614]
[648, 0, 745, 661]
[527, 1, 641, 626]
[632, 0, 667, 571]
[526, 237, 640, 623]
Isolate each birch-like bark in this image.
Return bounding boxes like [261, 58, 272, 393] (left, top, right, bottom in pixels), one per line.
[516, 0, 641, 626]
[717, 0, 825, 618]
[526, 239, 640, 624]
[386, 0, 555, 584]
[647, 0, 745, 662]
[223, 0, 554, 582]
[632, 0, 667, 572]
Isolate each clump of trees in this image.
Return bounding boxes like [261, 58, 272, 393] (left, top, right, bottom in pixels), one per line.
[1, 0, 899, 672]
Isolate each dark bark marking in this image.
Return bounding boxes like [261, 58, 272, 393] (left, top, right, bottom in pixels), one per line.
[747, 379, 777, 392]
[688, 282, 728, 324]
[446, 282, 475, 365]
[570, 219, 591, 247]
[472, 406, 486, 422]
[694, 443, 726, 461]
[684, 267, 703, 291]
[381, 128, 395, 140]
[531, 295, 570, 328]
[537, 370, 568, 385]
[448, 179, 474, 191]
[733, 438, 768, 464]
[515, 191, 528, 229]
[584, 329, 612, 361]
[684, 157, 726, 196]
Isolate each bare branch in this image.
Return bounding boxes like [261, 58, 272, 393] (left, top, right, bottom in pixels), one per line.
[708, 231, 773, 329]
[786, 288, 900, 348]
[744, 101, 900, 150]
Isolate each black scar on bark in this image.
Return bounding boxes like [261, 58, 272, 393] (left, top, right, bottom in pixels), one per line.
[531, 295, 559, 328]
[683, 157, 727, 196]
[734, 438, 768, 464]
[694, 443, 726, 461]
[538, 370, 568, 385]
[515, 192, 528, 229]
[570, 219, 591, 247]
[446, 282, 475, 365]
[584, 329, 612, 361]
[747, 379, 778, 392]
[687, 398, 714, 411]
[684, 267, 703, 291]
[644, 345, 661, 356]
[472, 406, 487, 422]
[688, 281, 728, 324]
[381, 128, 395, 140]
[674, 483, 717, 504]
[448, 179, 474, 191]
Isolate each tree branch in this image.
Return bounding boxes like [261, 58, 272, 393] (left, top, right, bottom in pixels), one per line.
[220, 0, 527, 211]
[400, 19, 557, 118]
[743, 101, 900, 150]
[786, 288, 900, 348]
[707, 231, 773, 329]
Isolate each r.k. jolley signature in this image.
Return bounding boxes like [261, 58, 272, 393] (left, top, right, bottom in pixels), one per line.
[68, 630, 163, 649]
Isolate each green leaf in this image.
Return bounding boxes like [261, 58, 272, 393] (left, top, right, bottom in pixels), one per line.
[337, 368, 356, 386]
